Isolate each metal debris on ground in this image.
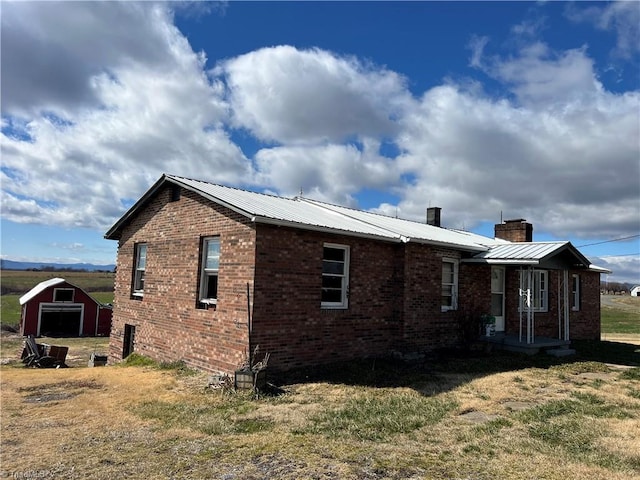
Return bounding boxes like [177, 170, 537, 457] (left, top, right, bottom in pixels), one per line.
[21, 334, 68, 368]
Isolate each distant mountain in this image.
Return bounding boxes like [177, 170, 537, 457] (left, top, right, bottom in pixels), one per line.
[1, 259, 115, 272]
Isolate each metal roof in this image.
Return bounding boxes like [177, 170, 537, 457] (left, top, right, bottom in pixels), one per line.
[300, 198, 500, 251]
[464, 241, 611, 272]
[105, 174, 497, 251]
[103, 174, 612, 274]
[19, 278, 65, 305]
[471, 242, 572, 262]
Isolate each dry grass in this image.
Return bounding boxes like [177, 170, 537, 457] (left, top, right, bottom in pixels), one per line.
[2, 350, 639, 480]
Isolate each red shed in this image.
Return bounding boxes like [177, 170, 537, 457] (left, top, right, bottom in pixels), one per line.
[19, 278, 112, 337]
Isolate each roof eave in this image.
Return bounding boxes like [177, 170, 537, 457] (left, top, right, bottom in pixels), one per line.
[461, 259, 540, 265]
[252, 215, 404, 243]
[407, 237, 488, 252]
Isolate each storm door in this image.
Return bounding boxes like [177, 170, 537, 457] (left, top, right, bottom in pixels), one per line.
[491, 267, 505, 332]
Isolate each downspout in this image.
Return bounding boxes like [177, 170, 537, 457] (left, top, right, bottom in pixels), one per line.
[527, 266, 534, 344]
[557, 271, 562, 340]
[246, 282, 252, 369]
[563, 269, 570, 342]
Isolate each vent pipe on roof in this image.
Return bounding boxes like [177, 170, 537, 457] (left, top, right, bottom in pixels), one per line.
[426, 207, 441, 227]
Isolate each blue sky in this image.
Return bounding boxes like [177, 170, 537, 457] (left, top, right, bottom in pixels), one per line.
[1, 1, 639, 283]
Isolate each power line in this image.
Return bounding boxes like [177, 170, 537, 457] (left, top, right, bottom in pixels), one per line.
[577, 234, 640, 248]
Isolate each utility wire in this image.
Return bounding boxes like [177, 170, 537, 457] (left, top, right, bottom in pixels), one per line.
[577, 234, 640, 248]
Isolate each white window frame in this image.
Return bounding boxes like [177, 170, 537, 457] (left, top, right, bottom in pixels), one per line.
[133, 243, 147, 297]
[571, 274, 580, 311]
[441, 258, 459, 312]
[519, 269, 548, 312]
[321, 243, 350, 309]
[199, 237, 220, 305]
[53, 288, 74, 302]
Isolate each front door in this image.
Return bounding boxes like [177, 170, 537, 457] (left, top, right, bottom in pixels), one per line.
[491, 267, 505, 332]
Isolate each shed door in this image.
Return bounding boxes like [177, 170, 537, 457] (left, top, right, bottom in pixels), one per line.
[491, 267, 505, 332]
[39, 305, 83, 336]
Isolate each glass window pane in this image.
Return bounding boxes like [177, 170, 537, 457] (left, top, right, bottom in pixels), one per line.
[205, 239, 220, 269]
[491, 293, 503, 316]
[323, 247, 345, 262]
[323, 276, 343, 289]
[205, 274, 218, 299]
[442, 294, 453, 307]
[442, 262, 453, 283]
[322, 288, 343, 303]
[322, 260, 344, 275]
[137, 245, 147, 269]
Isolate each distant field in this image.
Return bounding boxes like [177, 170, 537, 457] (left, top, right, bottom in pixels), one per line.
[601, 295, 640, 335]
[1, 269, 114, 295]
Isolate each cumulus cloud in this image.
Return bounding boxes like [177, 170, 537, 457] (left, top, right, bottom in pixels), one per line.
[591, 255, 640, 286]
[215, 46, 411, 144]
[1, 2, 174, 117]
[1, 2, 250, 229]
[253, 138, 403, 204]
[565, 1, 640, 60]
[1, 0, 638, 261]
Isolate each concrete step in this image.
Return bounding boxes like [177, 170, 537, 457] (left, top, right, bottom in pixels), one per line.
[546, 347, 576, 357]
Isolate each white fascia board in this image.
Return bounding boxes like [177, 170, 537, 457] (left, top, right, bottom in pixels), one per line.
[461, 258, 540, 265]
[588, 264, 613, 274]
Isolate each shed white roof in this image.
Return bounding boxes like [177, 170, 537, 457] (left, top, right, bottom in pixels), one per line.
[19, 278, 65, 305]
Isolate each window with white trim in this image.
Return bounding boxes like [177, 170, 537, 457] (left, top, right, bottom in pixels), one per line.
[571, 274, 580, 311]
[199, 237, 220, 305]
[519, 269, 548, 312]
[54, 288, 74, 302]
[321, 243, 349, 309]
[133, 243, 147, 296]
[441, 258, 458, 312]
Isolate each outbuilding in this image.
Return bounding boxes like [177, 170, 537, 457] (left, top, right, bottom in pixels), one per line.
[19, 278, 112, 337]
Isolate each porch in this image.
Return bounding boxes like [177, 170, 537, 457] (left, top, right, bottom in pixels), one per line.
[480, 333, 574, 356]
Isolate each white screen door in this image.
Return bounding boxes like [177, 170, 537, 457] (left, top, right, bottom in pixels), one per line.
[491, 267, 505, 332]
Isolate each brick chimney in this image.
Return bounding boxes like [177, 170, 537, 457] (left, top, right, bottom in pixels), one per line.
[426, 207, 441, 227]
[495, 219, 533, 242]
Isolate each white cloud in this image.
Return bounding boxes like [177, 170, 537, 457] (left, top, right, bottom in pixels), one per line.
[1, 2, 638, 252]
[253, 139, 402, 204]
[215, 46, 411, 144]
[477, 42, 603, 107]
[592, 255, 640, 285]
[1, 2, 251, 230]
[387, 74, 639, 237]
[566, 1, 640, 59]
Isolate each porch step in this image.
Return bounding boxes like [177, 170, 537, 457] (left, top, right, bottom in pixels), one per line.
[546, 346, 576, 357]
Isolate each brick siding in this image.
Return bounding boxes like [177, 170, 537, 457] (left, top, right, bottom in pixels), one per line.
[109, 185, 601, 373]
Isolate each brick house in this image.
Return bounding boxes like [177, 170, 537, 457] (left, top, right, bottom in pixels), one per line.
[105, 174, 610, 373]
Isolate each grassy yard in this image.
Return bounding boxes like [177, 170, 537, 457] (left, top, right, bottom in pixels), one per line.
[1, 350, 639, 479]
[1, 292, 639, 479]
[601, 295, 640, 334]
